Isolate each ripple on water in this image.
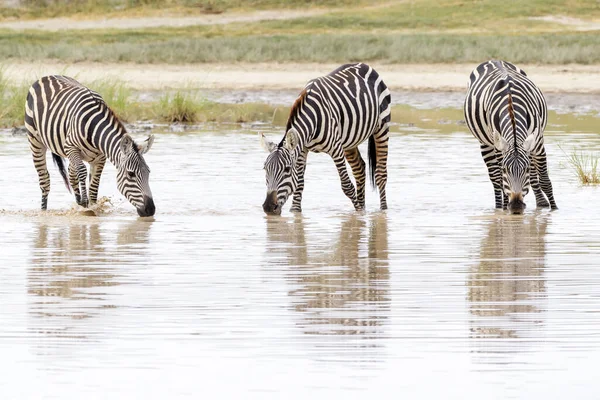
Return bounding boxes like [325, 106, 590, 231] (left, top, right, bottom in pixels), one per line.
[1, 128, 600, 398]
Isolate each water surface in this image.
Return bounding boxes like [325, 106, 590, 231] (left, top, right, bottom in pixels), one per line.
[1, 120, 600, 398]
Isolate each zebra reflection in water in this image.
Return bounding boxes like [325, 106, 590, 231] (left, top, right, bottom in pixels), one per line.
[27, 220, 153, 345]
[265, 213, 390, 360]
[468, 214, 548, 362]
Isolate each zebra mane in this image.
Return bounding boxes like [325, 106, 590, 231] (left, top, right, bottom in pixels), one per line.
[283, 88, 309, 143]
[507, 89, 517, 150]
[89, 89, 131, 144]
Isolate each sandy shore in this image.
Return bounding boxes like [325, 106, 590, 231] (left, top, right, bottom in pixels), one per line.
[4, 61, 600, 94]
[0, 9, 329, 31]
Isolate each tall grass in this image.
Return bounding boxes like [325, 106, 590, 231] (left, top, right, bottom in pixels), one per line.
[88, 78, 135, 121]
[0, 70, 29, 127]
[566, 149, 600, 185]
[155, 91, 202, 123]
[153, 90, 281, 124]
[0, 75, 286, 127]
[2, 31, 600, 65]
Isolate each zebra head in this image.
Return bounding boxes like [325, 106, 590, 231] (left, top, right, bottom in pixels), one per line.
[495, 132, 537, 214]
[117, 134, 155, 217]
[260, 130, 300, 215]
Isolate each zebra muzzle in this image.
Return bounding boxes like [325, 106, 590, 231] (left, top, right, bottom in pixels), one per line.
[263, 191, 281, 215]
[508, 194, 526, 215]
[137, 196, 156, 217]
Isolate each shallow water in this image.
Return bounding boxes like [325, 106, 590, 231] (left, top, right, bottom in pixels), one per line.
[1, 120, 600, 398]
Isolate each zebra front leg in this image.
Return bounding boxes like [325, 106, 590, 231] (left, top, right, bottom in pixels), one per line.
[534, 149, 558, 209]
[290, 150, 308, 213]
[529, 163, 549, 208]
[332, 151, 359, 210]
[88, 158, 106, 205]
[345, 148, 366, 210]
[28, 133, 50, 210]
[66, 149, 89, 208]
[372, 128, 389, 210]
[481, 144, 505, 209]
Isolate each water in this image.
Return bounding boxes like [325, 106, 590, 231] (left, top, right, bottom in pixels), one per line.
[1, 120, 600, 398]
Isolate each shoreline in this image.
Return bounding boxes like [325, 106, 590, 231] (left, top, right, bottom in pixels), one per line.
[4, 61, 600, 94]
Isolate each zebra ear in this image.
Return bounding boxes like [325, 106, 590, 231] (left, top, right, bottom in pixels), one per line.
[138, 134, 154, 155]
[284, 129, 299, 151]
[523, 134, 536, 153]
[120, 134, 136, 156]
[260, 133, 277, 153]
[494, 133, 508, 152]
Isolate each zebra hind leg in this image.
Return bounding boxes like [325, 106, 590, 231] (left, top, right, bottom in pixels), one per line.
[372, 127, 389, 210]
[345, 148, 366, 210]
[534, 150, 558, 209]
[27, 133, 50, 210]
[529, 163, 549, 208]
[332, 150, 359, 210]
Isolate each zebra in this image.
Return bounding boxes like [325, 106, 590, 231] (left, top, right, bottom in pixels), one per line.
[260, 63, 391, 215]
[24, 75, 156, 217]
[464, 60, 557, 214]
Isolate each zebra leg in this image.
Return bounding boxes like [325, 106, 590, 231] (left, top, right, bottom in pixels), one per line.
[373, 126, 389, 210]
[534, 149, 558, 209]
[290, 150, 308, 213]
[68, 161, 82, 205]
[530, 163, 550, 208]
[345, 148, 366, 210]
[27, 133, 50, 210]
[332, 150, 359, 210]
[481, 144, 505, 209]
[88, 157, 106, 205]
[66, 149, 89, 208]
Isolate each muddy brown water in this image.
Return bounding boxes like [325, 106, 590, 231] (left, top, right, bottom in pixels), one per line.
[1, 117, 600, 398]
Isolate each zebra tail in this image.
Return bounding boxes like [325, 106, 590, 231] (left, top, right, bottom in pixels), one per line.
[51, 153, 71, 193]
[368, 135, 377, 190]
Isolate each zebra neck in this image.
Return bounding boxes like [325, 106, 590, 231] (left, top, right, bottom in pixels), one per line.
[288, 124, 311, 154]
[102, 131, 128, 167]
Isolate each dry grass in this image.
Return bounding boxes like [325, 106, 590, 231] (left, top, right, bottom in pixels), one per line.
[561, 146, 600, 185]
[0, 70, 30, 127]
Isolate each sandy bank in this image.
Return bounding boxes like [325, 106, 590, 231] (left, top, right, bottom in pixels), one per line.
[4, 61, 600, 94]
[0, 9, 327, 31]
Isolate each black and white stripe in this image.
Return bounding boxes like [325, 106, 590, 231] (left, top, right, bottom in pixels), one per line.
[24, 75, 156, 217]
[261, 63, 391, 215]
[464, 60, 557, 214]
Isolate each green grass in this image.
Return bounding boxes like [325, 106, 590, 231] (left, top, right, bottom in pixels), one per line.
[0, 70, 29, 127]
[562, 146, 600, 185]
[2, 31, 600, 64]
[88, 78, 135, 121]
[0, 76, 288, 127]
[0, 0, 599, 65]
[0, 0, 363, 19]
[155, 91, 202, 123]
[266, 0, 600, 32]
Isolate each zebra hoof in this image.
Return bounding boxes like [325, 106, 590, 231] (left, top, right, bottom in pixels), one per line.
[290, 207, 302, 213]
[536, 200, 550, 208]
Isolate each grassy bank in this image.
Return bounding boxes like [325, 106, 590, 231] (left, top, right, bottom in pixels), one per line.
[2, 31, 600, 65]
[0, 74, 287, 127]
[3, 0, 599, 24]
[1, 0, 600, 65]
[3, 76, 600, 135]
